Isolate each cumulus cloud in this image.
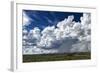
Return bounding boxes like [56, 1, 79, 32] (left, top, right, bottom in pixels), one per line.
[81, 13, 91, 26]
[30, 27, 41, 41]
[37, 26, 57, 48]
[22, 13, 91, 54]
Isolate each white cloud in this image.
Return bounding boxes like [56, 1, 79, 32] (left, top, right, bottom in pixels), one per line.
[70, 13, 91, 53]
[54, 17, 74, 40]
[30, 27, 41, 41]
[54, 28, 63, 40]
[23, 46, 58, 54]
[23, 35, 28, 40]
[70, 41, 90, 53]
[37, 26, 56, 48]
[41, 26, 55, 35]
[23, 29, 28, 34]
[57, 15, 74, 30]
[81, 13, 91, 26]
[23, 13, 91, 54]
[23, 12, 31, 26]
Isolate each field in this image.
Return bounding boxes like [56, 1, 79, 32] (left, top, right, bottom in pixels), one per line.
[23, 52, 91, 63]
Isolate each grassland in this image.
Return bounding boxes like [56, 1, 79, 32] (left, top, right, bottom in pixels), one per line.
[23, 52, 91, 63]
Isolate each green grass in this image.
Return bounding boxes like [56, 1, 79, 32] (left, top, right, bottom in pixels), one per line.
[23, 52, 91, 63]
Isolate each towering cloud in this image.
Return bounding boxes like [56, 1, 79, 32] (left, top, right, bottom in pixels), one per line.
[22, 13, 91, 54]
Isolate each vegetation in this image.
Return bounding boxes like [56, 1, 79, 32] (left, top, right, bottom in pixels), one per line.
[23, 52, 91, 63]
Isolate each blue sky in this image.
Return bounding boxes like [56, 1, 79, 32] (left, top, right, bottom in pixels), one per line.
[23, 10, 83, 31]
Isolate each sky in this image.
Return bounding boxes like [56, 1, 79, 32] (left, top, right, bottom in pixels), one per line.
[22, 10, 91, 54]
[23, 10, 83, 31]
